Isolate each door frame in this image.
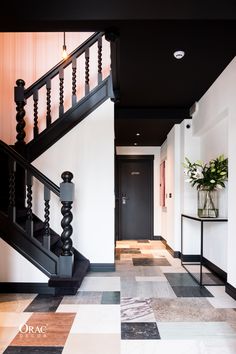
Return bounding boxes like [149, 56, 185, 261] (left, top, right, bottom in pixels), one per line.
[115, 155, 154, 241]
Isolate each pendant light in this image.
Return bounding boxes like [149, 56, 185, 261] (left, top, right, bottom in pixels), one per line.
[62, 32, 68, 59]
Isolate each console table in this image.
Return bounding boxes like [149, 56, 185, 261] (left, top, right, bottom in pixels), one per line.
[181, 214, 228, 286]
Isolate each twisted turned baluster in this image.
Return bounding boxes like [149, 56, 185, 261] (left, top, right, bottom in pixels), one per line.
[59, 68, 64, 116]
[26, 172, 33, 237]
[9, 159, 16, 222]
[46, 80, 52, 127]
[98, 36, 103, 84]
[33, 90, 39, 138]
[85, 48, 90, 95]
[14, 79, 26, 148]
[43, 186, 51, 249]
[72, 56, 77, 106]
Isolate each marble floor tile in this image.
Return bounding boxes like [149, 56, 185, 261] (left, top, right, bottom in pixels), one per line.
[159, 266, 187, 273]
[0, 294, 36, 313]
[121, 279, 176, 298]
[150, 298, 234, 322]
[202, 339, 236, 354]
[121, 339, 205, 354]
[157, 321, 236, 340]
[207, 297, 236, 309]
[121, 297, 155, 322]
[63, 334, 120, 354]
[171, 285, 214, 297]
[3, 346, 63, 353]
[10, 312, 76, 347]
[133, 258, 170, 266]
[135, 276, 168, 282]
[121, 322, 160, 340]
[101, 291, 120, 304]
[0, 328, 19, 354]
[61, 305, 120, 334]
[61, 292, 103, 305]
[79, 277, 120, 291]
[24, 295, 63, 312]
[205, 286, 230, 298]
[164, 273, 199, 287]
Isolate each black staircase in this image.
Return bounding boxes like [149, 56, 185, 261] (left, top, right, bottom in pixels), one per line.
[0, 31, 117, 295]
[14, 32, 113, 162]
[0, 140, 90, 295]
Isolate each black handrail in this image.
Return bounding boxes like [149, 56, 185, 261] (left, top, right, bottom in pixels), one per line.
[24, 32, 104, 99]
[0, 140, 60, 196]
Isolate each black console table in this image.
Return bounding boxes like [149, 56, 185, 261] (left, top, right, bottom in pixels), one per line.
[181, 214, 228, 286]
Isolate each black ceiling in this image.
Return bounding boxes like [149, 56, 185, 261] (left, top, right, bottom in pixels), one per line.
[1, 1, 236, 146]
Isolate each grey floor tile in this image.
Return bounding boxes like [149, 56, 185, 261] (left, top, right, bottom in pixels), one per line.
[62, 291, 103, 304]
[164, 273, 199, 287]
[171, 286, 214, 297]
[23, 295, 63, 312]
[121, 322, 160, 339]
[101, 291, 120, 304]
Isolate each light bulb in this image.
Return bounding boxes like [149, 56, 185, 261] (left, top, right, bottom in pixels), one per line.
[62, 44, 68, 59]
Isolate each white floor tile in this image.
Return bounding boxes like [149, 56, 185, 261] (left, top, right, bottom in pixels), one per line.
[157, 322, 236, 340]
[58, 304, 120, 334]
[121, 339, 205, 354]
[79, 276, 120, 291]
[206, 297, 236, 309]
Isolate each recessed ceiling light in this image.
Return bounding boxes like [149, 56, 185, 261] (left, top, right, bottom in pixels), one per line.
[136, 133, 140, 136]
[173, 50, 185, 59]
[134, 142, 138, 146]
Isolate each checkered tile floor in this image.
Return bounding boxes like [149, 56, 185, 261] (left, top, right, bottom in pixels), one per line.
[1, 240, 236, 353]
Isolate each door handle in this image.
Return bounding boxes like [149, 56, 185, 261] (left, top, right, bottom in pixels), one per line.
[122, 196, 128, 205]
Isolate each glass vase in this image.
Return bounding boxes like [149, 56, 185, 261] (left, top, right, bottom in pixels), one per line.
[197, 189, 218, 218]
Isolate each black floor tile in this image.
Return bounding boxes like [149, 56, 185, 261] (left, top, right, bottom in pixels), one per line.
[133, 258, 170, 266]
[164, 273, 199, 287]
[101, 291, 120, 304]
[121, 322, 160, 340]
[3, 347, 63, 354]
[171, 286, 214, 297]
[24, 295, 63, 312]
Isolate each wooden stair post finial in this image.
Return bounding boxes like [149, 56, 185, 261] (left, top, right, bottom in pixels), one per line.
[14, 79, 26, 149]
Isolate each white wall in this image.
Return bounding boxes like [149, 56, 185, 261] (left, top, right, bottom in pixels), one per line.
[0, 99, 114, 282]
[116, 146, 161, 236]
[0, 32, 110, 145]
[0, 239, 48, 282]
[192, 57, 236, 283]
[33, 100, 115, 264]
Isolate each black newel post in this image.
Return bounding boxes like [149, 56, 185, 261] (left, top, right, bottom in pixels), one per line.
[105, 30, 120, 103]
[59, 171, 74, 277]
[14, 79, 26, 149]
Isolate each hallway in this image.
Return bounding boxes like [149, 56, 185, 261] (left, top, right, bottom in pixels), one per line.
[1, 240, 236, 353]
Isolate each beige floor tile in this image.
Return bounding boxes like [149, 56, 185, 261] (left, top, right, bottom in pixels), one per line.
[63, 333, 120, 354]
[0, 294, 36, 312]
[0, 327, 19, 353]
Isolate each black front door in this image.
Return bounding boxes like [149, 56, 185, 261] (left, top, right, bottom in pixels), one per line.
[116, 156, 153, 240]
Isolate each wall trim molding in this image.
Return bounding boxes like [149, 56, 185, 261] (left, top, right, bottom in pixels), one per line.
[160, 237, 180, 258]
[202, 257, 227, 282]
[153, 235, 164, 240]
[181, 254, 200, 262]
[226, 282, 236, 300]
[89, 263, 115, 272]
